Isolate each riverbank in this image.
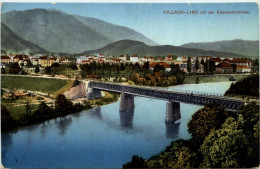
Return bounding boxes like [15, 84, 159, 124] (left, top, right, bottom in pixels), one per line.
[184, 74, 250, 84]
[1, 91, 119, 133]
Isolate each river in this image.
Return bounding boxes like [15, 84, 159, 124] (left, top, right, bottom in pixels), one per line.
[1, 82, 232, 168]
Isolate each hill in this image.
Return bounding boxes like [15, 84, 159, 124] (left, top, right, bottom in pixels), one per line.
[1, 23, 48, 53]
[181, 39, 259, 58]
[2, 9, 156, 54]
[80, 39, 246, 57]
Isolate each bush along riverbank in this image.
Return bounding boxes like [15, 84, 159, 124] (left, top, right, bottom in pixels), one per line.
[123, 102, 259, 168]
[1, 92, 119, 133]
[183, 73, 250, 84]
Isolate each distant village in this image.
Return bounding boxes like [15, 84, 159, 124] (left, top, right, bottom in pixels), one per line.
[1, 53, 253, 74]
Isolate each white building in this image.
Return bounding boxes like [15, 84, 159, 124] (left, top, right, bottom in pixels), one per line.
[130, 55, 139, 62]
[76, 56, 88, 64]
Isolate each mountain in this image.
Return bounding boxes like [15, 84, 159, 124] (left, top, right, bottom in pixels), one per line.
[1, 9, 156, 54]
[73, 15, 156, 46]
[1, 23, 48, 53]
[80, 39, 246, 58]
[181, 40, 259, 58]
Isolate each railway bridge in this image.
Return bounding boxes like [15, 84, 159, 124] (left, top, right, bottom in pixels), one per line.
[82, 81, 245, 123]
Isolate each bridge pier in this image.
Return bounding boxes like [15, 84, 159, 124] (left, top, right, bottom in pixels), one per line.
[165, 101, 181, 123]
[86, 88, 102, 100]
[119, 93, 135, 112]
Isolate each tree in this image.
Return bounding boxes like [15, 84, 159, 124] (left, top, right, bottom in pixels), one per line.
[26, 61, 34, 68]
[200, 58, 205, 66]
[148, 140, 199, 168]
[134, 62, 140, 72]
[1, 105, 16, 131]
[142, 61, 150, 71]
[34, 102, 54, 120]
[204, 59, 209, 74]
[195, 57, 200, 73]
[123, 155, 149, 168]
[187, 57, 192, 73]
[231, 64, 237, 73]
[153, 64, 164, 73]
[68, 62, 78, 70]
[55, 94, 74, 116]
[35, 65, 40, 73]
[25, 102, 31, 117]
[200, 117, 249, 168]
[209, 60, 215, 74]
[1, 67, 6, 74]
[45, 66, 52, 74]
[9, 62, 21, 74]
[188, 103, 227, 144]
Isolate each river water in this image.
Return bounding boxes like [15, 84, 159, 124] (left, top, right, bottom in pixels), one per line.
[1, 82, 232, 168]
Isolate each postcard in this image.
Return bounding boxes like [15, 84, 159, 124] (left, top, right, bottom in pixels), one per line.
[1, 1, 259, 168]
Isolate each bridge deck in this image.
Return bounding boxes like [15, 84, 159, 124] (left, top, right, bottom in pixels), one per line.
[87, 81, 245, 110]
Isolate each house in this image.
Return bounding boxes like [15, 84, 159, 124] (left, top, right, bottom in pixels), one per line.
[198, 56, 212, 62]
[1, 55, 11, 64]
[13, 55, 23, 63]
[119, 54, 127, 61]
[148, 57, 154, 62]
[30, 58, 40, 65]
[80, 60, 90, 64]
[76, 56, 88, 64]
[236, 65, 251, 73]
[210, 57, 222, 65]
[11, 91, 27, 100]
[40, 56, 56, 67]
[230, 58, 252, 67]
[150, 62, 171, 71]
[177, 57, 188, 62]
[216, 62, 233, 73]
[165, 55, 173, 61]
[130, 55, 139, 62]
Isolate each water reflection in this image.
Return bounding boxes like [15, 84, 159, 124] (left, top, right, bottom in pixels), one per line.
[119, 109, 134, 128]
[40, 121, 48, 139]
[89, 107, 102, 119]
[57, 116, 72, 136]
[165, 122, 180, 139]
[1, 133, 13, 161]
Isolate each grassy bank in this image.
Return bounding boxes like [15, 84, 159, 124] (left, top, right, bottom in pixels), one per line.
[184, 74, 250, 84]
[1, 75, 73, 95]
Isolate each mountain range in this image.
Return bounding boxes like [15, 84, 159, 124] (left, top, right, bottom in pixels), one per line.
[1, 9, 156, 54]
[181, 40, 259, 58]
[80, 39, 246, 58]
[1, 23, 48, 53]
[1, 8, 259, 58]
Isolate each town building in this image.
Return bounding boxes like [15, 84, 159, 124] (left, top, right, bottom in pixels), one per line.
[1, 55, 11, 64]
[149, 62, 171, 72]
[130, 55, 139, 62]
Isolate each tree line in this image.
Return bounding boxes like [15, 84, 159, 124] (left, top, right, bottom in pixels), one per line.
[80, 61, 186, 87]
[1, 94, 90, 132]
[123, 102, 259, 168]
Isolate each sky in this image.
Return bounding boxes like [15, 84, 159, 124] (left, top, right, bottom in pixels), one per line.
[1, 2, 259, 46]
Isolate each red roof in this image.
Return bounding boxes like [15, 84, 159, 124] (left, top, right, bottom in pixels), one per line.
[119, 54, 125, 57]
[216, 62, 233, 68]
[131, 55, 138, 57]
[150, 62, 170, 68]
[210, 57, 222, 62]
[231, 58, 251, 63]
[237, 65, 250, 69]
[1, 55, 10, 59]
[166, 55, 173, 58]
